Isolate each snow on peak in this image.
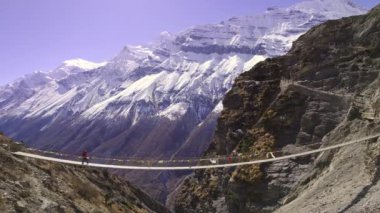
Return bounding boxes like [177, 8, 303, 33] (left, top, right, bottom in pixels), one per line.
[159, 31, 173, 39]
[114, 45, 157, 61]
[63, 58, 107, 70]
[0, 0, 368, 126]
[290, 0, 366, 19]
[158, 103, 189, 121]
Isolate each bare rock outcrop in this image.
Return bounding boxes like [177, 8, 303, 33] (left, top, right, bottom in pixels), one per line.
[174, 4, 380, 213]
[0, 134, 169, 213]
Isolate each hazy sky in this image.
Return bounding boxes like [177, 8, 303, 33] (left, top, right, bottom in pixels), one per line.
[0, 0, 378, 85]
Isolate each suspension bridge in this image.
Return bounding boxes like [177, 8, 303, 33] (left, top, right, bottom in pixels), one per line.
[11, 79, 379, 170]
[12, 133, 380, 170]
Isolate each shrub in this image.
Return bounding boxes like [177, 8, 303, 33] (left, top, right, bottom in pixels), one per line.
[72, 178, 99, 201]
[238, 138, 253, 153]
[347, 106, 360, 121]
[19, 190, 31, 198]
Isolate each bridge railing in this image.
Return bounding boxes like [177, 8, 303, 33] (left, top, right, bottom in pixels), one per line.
[23, 140, 328, 168]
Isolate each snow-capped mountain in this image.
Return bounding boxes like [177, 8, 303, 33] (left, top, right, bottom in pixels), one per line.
[0, 0, 366, 201]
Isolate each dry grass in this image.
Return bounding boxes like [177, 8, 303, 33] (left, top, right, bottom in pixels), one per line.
[231, 164, 263, 184]
[72, 177, 99, 201]
[234, 128, 275, 184]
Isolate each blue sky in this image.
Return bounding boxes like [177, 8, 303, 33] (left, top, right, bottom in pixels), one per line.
[0, 0, 378, 85]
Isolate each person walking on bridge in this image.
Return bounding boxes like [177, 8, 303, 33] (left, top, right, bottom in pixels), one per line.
[82, 150, 89, 165]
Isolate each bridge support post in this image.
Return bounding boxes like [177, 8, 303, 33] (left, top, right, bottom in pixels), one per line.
[266, 152, 276, 159]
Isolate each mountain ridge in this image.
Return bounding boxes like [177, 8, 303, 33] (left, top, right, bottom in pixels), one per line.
[174, 4, 380, 212]
[0, 0, 367, 203]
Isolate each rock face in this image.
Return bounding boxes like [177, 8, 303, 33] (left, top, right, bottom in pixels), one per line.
[174, 4, 380, 212]
[0, 134, 168, 213]
[0, 0, 366, 204]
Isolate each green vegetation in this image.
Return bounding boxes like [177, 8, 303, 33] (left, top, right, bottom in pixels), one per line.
[226, 189, 242, 211]
[238, 138, 254, 153]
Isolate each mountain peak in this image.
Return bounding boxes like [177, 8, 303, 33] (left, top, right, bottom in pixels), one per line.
[62, 58, 107, 70]
[291, 0, 366, 18]
[0, 0, 370, 204]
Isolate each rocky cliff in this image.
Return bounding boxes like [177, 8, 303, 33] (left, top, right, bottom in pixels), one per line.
[0, 0, 365, 203]
[174, 4, 380, 212]
[0, 134, 168, 213]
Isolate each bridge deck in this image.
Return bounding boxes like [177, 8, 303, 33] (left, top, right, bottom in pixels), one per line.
[12, 133, 380, 170]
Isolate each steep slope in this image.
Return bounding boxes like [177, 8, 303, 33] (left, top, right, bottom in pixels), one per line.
[0, 133, 168, 213]
[0, 0, 366, 203]
[174, 4, 380, 213]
